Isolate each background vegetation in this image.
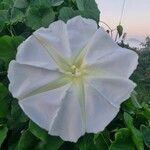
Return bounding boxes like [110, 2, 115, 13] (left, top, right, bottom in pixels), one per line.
[0, 0, 150, 150]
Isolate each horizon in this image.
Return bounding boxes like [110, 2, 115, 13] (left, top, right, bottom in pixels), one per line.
[96, 0, 150, 41]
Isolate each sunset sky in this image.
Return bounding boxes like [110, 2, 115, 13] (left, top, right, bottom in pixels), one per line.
[96, 0, 150, 41]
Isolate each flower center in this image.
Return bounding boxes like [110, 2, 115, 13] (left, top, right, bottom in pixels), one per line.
[64, 64, 86, 79]
[70, 65, 82, 77]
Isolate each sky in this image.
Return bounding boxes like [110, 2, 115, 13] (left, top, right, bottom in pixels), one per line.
[96, 0, 150, 41]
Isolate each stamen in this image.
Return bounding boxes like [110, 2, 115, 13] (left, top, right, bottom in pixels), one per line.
[70, 65, 82, 77]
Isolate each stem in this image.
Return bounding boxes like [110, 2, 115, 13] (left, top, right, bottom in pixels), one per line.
[99, 21, 118, 39]
[119, 0, 126, 25]
[9, 25, 15, 37]
[115, 32, 118, 42]
[101, 133, 109, 148]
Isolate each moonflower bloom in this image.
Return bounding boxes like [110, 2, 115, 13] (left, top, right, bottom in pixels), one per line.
[8, 16, 138, 142]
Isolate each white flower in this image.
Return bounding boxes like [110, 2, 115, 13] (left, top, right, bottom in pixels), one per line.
[8, 16, 138, 142]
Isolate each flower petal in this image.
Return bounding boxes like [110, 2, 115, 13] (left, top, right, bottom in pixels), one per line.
[84, 28, 121, 64]
[33, 33, 71, 72]
[86, 48, 138, 78]
[8, 61, 64, 99]
[84, 83, 119, 133]
[49, 85, 85, 142]
[86, 77, 136, 108]
[19, 85, 70, 130]
[67, 16, 98, 57]
[34, 20, 71, 58]
[16, 35, 57, 70]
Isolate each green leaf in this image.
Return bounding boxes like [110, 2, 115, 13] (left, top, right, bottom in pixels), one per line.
[124, 112, 133, 128]
[29, 121, 48, 142]
[94, 132, 110, 150]
[0, 10, 8, 32]
[0, 0, 13, 9]
[124, 113, 144, 150]
[0, 59, 5, 73]
[59, 7, 80, 22]
[131, 128, 144, 150]
[29, 121, 63, 150]
[0, 83, 9, 118]
[29, 0, 51, 7]
[7, 129, 22, 150]
[7, 99, 29, 130]
[0, 35, 23, 67]
[0, 102, 8, 118]
[0, 126, 8, 146]
[76, 0, 98, 11]
[0, 83, 7, 101]
[26, 6, 55, 30]
[77, 134, 96, 150]
[143, 107, 150, 121]
[29, 0, 64, 7]
[75, 0, 100, 21]
[0, 0, 25, 24]
[14, 0, 29, 9]
[110, 128, 135, 150]
[130, 91, 142, 109]
[59, 0, 100, 22]
[117, 25, 123, 37]
[122, 99, 136, 114]
[9, 8, 25, 24]
[140, 125, 150, 149]
[80, 9, 100, 22]
[17, 130, 39, 150]
[51, 0, 64, 6]
[38, 140, 63, 150]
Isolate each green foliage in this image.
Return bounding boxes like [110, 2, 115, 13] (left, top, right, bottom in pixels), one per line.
[94, 132, 110, 150]
[59, 7, 79, 22]
[29, 121, 64, 150]
[134, 37, 150, 84]
[109, 128, 135, 150]
[78, 134, 97, 150]
[7, 99, 29, 130]
[0, 0, 100, 35]
[0, 126, 8, 147]
[0, 36, 24, 67]
[75, 0, 100, 21]
[17, 130, 39, 150]
[124, 113, 144, 150]
[0, 83, 10, 118]
[59, 0, 100, 22]
[26, 6, 55, 30]
[130, 91, 142, 109]
[0, 10, 8, 32]
[0, 0, 149, 149]
[140, 125, 150, 149]
[14, 0, 29, 9]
